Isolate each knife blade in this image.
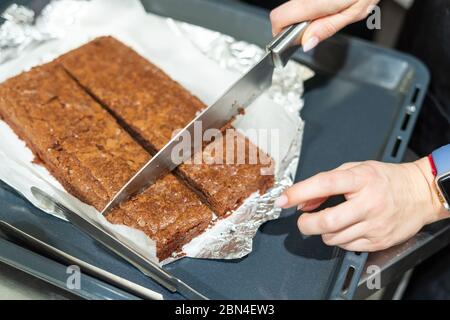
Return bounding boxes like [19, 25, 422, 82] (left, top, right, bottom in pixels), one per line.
[101, 22, 309, 215]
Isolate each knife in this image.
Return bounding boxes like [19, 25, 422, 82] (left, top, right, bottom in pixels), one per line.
[101, 22, 309, 215]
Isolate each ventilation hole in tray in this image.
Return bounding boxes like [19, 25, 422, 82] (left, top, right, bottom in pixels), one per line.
[410, 86, 421, 105]
[341, 265, 356, 295]
[401, 113, 411, 131]
[391, 136, 402, 158]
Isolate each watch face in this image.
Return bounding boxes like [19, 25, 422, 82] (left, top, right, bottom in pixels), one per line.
[438, 174, 450, 203]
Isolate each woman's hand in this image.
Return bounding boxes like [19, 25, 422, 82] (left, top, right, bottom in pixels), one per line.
[275, 158, 450, 252]
[270, 0, 380, 51]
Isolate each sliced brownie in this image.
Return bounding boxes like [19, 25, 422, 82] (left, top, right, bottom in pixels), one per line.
[178, 131, 274, 215]
[108, 174, 211, 260]
[59, 36, 274, 215]
[0, 62, 212, 260]
[58, 36, 205, 152]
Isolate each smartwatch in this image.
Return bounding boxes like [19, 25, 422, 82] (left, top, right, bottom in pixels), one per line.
[430, 144, 450, 211]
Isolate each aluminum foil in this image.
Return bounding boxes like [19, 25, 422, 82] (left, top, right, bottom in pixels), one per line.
[0, 4, 53, 64]
[0, 0, 310, 264]
[174, 22, 314, 114]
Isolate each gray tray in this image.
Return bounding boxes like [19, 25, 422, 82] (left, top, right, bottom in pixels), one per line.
[0, 0, 429, 299]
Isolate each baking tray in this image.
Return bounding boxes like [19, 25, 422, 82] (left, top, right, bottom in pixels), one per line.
[0, 237, 139, 300]
[0, 0, 429, 299]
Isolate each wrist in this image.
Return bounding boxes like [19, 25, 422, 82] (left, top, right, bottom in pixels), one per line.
[413, 157, 450, 224]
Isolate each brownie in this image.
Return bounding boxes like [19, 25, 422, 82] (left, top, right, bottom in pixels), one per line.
[0, 62, 212, 260]
[0, 62, 146, 208]
[107, 174, 211, 260]
[178, 130, 274, 215]
[58, 36, 205, 152]
[59, 36, 275, 215]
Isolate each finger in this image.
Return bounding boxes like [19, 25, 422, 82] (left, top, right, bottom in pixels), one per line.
[339, 238, 371, 252]
[321, 222, 368, 246]
[298, 163, 361, 211]
[301, 10, 359, 51]
[301, 197, 328, 212]
[298, 199, 365, 235]
[278, 168, 362, 209]
[270, 0, 356, 35]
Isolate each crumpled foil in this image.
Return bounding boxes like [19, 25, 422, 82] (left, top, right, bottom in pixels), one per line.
[0, 0, 309, 263]
[0, 4, 52, 64]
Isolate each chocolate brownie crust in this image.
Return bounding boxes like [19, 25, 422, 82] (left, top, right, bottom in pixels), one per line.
[59, 36, 275, 216]
[178, 131, 274, 215]
[0, 63, 147, 208]
[58, 36, 205, 151]
[0, 62, 212, 260]
[108, 174, 212, 260]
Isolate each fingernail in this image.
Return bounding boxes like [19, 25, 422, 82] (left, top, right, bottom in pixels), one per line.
[303, 36, 319, 52]
[274, 195, 288, 208]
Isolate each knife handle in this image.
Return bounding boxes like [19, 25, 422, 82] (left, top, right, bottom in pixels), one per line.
[267, 22, 310, 68]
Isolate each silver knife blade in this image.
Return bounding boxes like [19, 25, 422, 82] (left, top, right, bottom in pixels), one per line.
[101, 22, 309, 215]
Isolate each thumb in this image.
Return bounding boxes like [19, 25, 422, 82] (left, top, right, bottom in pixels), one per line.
[301, 13, 355, 52]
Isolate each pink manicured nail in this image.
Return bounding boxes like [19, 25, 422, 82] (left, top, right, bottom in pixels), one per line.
[274, 195, 288, 208]
[303, 36, 319, 52]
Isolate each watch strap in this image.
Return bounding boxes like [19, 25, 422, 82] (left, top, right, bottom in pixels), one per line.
[431, 144, 450, 177]
[428, 154, 437, 176]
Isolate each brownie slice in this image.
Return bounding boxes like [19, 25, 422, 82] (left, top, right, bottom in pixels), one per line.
[178, 131, 274, 215]
[107, 174, 211, 260]
[58, 36, 205, 152]
[0, 62, 212, 260]
[59, 36, 275, 216]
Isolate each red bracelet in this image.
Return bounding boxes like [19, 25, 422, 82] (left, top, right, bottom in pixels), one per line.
[428, 154, 437, 177]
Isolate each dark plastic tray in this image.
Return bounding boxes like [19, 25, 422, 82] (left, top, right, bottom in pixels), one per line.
[0, 237, 139, 300]
[0, 0, 429, 299]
